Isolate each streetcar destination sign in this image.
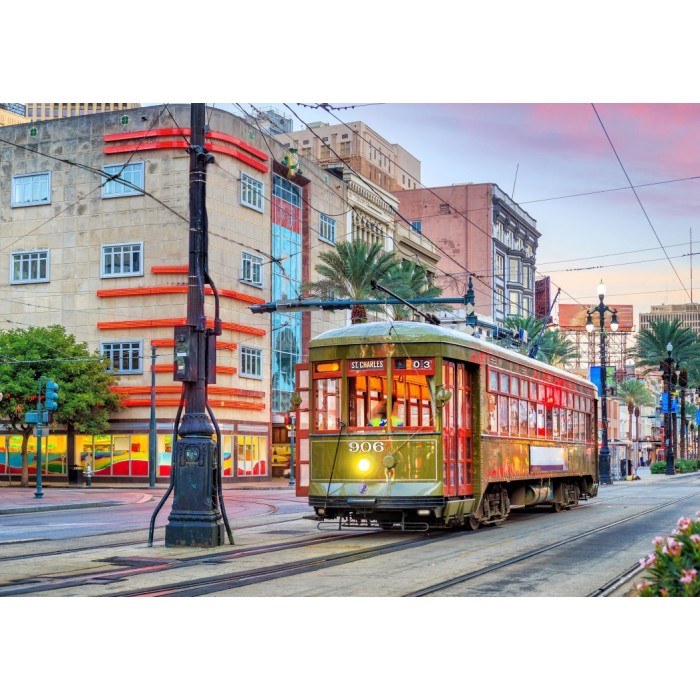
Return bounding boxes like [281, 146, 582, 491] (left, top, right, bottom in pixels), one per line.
[349, 359, 385, 371]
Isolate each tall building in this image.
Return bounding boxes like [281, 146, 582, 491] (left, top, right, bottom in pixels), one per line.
[277, 120, 421, 192]
[0, 103, 28, 126]
[639, 303, 700, 336]
[23, 103, 140, 120]
[394, 183, 540, 328]
[0, 104, 348, 483]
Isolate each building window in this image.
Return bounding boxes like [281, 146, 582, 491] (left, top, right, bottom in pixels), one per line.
[102, 162, 144, 198]
[12, 172, 51, 207]
[410, 221, 422, 234]
[273, 176, 301, 207]
[101, 242, 143, 278]
[319, 214, 336, 244]
[241, 251, 263, 287]
[509, 291, 521, 316]
[101, 340, 142, 374]
[495, 252, 505, 279]
[240, 172, 264, 212]
[320, 145, 330, 159]
[11, 250, 49, 284]
[240, 346, 263, 379]
[340, 142, 351, 156]
[509, 258, 521, 284]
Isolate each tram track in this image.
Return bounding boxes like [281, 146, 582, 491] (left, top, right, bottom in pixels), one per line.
[405, 491, 699, 597]
[0, 527, 394, 596]
[2, 477, 697, 597]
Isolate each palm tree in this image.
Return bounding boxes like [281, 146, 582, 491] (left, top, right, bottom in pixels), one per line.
[303, 239, 400, 323]
[616, 379, 654, 455]
[630, 318, 700, 461]
[383, 260, 450, 321]
[631, 319, 700, 374]
[537, 328, 580, 368]
[502, 316, 580, 368]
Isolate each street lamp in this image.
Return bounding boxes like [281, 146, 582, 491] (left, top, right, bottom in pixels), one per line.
[586, 281, 618, 486]
[663, 342, 677, 475]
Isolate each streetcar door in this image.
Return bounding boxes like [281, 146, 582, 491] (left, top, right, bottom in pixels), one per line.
[294, 363, 310, 497]
[442, 361, 474, 497]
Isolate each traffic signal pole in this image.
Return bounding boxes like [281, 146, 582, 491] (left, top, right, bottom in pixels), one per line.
[164, 104, 226, 547]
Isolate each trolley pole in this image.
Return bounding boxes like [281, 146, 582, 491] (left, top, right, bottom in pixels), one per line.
[164, 103, 225, 547]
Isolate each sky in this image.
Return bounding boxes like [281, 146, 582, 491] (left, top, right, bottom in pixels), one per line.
[238, 101, 700, 328]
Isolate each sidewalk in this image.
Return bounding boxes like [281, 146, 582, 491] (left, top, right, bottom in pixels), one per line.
[0, 478, 295, 515]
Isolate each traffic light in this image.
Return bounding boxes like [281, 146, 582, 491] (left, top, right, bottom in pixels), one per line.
[44, 379, 59, 411]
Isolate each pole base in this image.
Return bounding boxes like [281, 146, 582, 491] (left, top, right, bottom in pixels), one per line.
[164, 437, 226, 548]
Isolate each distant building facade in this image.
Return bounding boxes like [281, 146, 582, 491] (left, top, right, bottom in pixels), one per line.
[639, 303, 700, 336]
[394, 183, 540, 328]
[23, 103, 140, 120]
[0, 104, 348, 482]
[277, 120, 421, 192]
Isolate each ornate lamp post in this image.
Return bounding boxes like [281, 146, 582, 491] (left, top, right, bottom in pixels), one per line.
[663, 342, 677, 475]
[586, 281, 618, 486]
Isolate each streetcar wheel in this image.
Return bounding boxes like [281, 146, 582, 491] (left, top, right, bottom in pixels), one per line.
[552, 502, 564, 513]
[468, 515, 480, 531]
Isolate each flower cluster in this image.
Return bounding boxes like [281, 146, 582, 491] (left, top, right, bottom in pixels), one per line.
[635, 512, 700, 596]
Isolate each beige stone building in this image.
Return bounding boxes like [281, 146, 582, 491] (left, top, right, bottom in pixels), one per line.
[23, 103, 140, 120]
[0, 104, 349, 482]
[277, 120, 421, 192]
[0, 103, 28, 126]
[639, 303, 700, 336]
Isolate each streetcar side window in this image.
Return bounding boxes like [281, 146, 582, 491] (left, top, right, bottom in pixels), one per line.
[348, 374, 386, 429]
[314, 376, 341, 431]
[312, 362, 343, 432]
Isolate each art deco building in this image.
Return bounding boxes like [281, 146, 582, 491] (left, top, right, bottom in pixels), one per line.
[0, 104, 348, 482]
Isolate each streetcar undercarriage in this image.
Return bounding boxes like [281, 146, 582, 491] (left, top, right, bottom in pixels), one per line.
[307, 477, 597, 531]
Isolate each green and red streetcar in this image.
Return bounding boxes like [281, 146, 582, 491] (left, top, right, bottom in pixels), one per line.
[294, 321, 599, 531]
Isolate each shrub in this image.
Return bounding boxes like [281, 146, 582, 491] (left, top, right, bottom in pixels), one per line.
[635, 513, 700, 596]
[650, 461, 668, 474]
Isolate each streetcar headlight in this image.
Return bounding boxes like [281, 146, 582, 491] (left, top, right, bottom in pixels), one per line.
[357, 458, 371, 473]
[417, 509, 431, 516]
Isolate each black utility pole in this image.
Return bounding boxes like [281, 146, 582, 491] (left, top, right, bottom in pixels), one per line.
[165, 104, 225, 547]
[663, 343, 677, 476]
[586, 281, 618, 486]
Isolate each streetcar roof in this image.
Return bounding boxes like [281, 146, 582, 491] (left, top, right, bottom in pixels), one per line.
[310, 321, 598, 394]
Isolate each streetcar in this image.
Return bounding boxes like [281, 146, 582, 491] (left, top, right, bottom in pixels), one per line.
[293, 321, 599, 531]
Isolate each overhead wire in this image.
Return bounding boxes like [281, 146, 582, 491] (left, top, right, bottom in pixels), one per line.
[591, 103, 692, 303]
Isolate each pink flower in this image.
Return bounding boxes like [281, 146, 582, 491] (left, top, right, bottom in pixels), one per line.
[691, 534, 700, 544]
[677, 517, 692, 532]
[680, 569, 697, 585]
[652, 536, 664, 548]
[635, 580, 651, 591]
[640, 553, 657, 568]
[663, 538, 683, 556]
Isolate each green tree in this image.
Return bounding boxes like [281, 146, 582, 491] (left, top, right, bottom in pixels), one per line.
[616, 379, 654, 443]
[382, 259, 450, 321]
[630, 318, 700, 460]
[0, 326, 123, 487]
[303, 239, 400, 323]
[501, 316, 579, 368]
[631, 319, 700, 374]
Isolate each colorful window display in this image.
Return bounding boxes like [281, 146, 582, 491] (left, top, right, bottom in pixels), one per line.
[0, 431, 266, 479]
[0, 434, 67, 475]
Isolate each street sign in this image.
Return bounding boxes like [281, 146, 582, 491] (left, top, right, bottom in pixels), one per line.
[25, 410, 49, 424]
